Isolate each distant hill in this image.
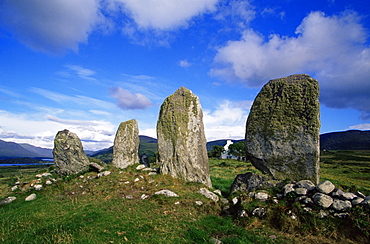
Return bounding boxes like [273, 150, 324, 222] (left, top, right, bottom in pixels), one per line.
[206, 139, 243, 151]
[19, 143, 53, 158]
[2, 130, 369, 160]
[90, 135, 159, 163]
[0, 140, 41, 159]
[320, 130, 370, 150]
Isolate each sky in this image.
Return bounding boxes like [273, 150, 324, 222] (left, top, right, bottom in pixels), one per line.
[0, 0, 369, 151]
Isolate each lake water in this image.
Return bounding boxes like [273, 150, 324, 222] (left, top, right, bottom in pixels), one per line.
[0, 159, 54, 167]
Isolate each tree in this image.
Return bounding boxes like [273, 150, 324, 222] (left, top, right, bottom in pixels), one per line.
[228, 141, 245, 160]
[209, 145, 225, 158]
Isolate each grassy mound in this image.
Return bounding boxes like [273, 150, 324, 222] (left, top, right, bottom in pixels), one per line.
[0, 150, 369, 243]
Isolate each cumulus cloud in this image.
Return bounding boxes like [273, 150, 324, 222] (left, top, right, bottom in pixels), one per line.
[211, 11, 370, 118]
[109, 87, 153, 110]
[203, 100, 251, 141]
[0, 0, 105, 54]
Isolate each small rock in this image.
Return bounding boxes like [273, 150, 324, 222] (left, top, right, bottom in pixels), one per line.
[136, 164, 146, 170]
[125, 195, 133, 200]
[15, 181, 20, 185]
[232, 197, 238, 205]
[34, 184, 43, 191]
[316, 181, 335, 194]
[175, 201, 181, 205]
[312, 193, 333, 208]
[295, 188, 308, 195]
[334, 212, 349, 218]
[252, 207, 267, 217]
[89, 162, 104, 172]
[283, 184, 295, 196]
[148, 172, 157, 176]
[287, 210, 297, 220]
[213, 189, 222, 196]
[195, 201, 203, 206]
[303, 207, 312, 212]
[134, 178, 140, 182]
[238, 209, 248, 218]
[97, 171, 111, 177]
[255, 192, 269, 201]
[45, 180, 53, 185]
[197, 188, 219, 202]
[124, 181, 130, 184]
[140, 194, 149, 200]
[154, 189, 179, 197]
[79, 175, 85, 179]
[318, 210, 329, 218]
[210, 237, 222, 244]
[332, 199, 352, 211]
[25, 194, 36, 201]
[355, 191, 366, 198]
[352, 198, 364, 206]
[272, 197, 279, 204]
[0, 196, 16, 204]
[303, 197, 314, 206]
[331, 188, 344, 198]
[11, 186, 18, 191]
[341, 192, 357, 200]
[148, 179, 155, 184]
[296, 180, 316, 191]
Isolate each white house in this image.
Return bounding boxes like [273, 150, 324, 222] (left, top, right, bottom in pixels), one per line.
[221, 140, 238, 160]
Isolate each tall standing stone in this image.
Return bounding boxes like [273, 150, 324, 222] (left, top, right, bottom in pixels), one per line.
[112, 119, 139, 169]
[245, 74, 320, 183]
[157, 87, 211, 187]
[53, 129, 90, 176]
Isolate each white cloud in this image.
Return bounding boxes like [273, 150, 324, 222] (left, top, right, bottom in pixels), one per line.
[203, 100, 251, 141]
[32, 87, 115, 110]
[65, 65, 96, 81]
[109, 87, 154, 110]
[0, 0, 105, 54]
[211, 11, 370, 117]
[116, 0, 218, 30]
[178, 59, 193, 68]
[349, 123, 370, 131]
[0, 110, 115, 150]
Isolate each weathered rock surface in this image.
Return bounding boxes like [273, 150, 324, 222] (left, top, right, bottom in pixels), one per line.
[112, 119, 140, 169]
[316, 180, 335, 194]
[157, 87, 211, 187]
[0, 196, 16, 204]
[53, 129, 90, 176]
[89, 163, 105, 172]
[25, 194, 36, 202]
[230, 172, 272, 193]
[198, 188, 219, 202]
[312, 193, 333, 208]
[154, 189, 179, 197]
[245, 74, 320, 183]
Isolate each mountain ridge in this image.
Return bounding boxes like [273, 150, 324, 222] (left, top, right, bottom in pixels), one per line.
[1, 130, 369, 160]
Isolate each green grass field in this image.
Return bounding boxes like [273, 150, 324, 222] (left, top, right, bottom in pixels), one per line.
[0, 151, 369, 243]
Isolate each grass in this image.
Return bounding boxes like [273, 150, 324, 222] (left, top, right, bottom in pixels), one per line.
[0, 150, 369, 243]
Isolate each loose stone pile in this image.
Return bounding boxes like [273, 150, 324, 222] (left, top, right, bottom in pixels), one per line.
[230, 177, 370, 219]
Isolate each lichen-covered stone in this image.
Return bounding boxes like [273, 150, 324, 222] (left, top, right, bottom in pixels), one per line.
[245, 74, 320, 183]
[157, 87, 211, 187]
[112, 119, 139, 169]
[53, 129, 90, 176]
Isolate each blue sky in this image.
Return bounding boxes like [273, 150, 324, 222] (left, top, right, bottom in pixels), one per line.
[0, 0, 369, 151]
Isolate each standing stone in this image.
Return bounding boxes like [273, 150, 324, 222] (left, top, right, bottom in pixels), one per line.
[157, 87, 211, 187]
[53, 129, 90, 176]
[245, 74, 320, 183]
[112, 119, 139, 169]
